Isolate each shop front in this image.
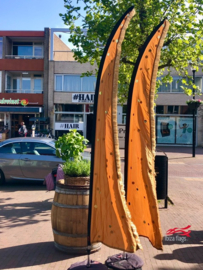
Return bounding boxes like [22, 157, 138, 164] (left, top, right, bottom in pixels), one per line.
[0, 93, 43, 138]
[156, 115, 194, 145]
[54, 94, 94, 142]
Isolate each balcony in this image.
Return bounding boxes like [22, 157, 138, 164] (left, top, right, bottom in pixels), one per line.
[5, 55, 43, 59]
[5, 89, 43, 94]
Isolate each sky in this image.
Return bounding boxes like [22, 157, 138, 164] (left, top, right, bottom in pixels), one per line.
[0, 0, 69, 30]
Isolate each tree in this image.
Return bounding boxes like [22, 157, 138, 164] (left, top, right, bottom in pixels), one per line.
[60, 0, 203, 103]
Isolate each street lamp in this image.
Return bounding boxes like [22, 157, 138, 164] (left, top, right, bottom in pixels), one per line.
[190, 63, 196, 157]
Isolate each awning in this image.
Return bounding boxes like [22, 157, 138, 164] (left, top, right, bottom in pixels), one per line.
[0, 107, 43, 113]
[29, 117, 49, 122]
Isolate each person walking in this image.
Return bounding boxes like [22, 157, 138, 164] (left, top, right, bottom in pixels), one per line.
[18, 122, 24, 137]
[22, 124, 28, 137]
[18, 122, 27, 137]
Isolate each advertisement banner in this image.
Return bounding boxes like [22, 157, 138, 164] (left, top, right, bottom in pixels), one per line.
[157, 116, 175, 144]
[176, 117, 193, 144]
[55, 122, 83, 130]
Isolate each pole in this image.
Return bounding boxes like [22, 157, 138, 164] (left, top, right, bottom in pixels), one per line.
[192, 69, 196, 157]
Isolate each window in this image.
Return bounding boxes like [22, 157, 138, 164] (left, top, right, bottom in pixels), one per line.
[82, 76, 96, 92]
[33, 143, 56, 156]
[22, 78, 31, 92]
[157, 83, 170, 92]
[55, 75, 62, 90]
[13, 42, 43, 58]
[157, 76, 202, 93]
[167, 106, 179, 114]
[171, 78, 184, 92]
[156, 106, 164, 114]
[34, 78, 42, 92]
[13, 78, 20, 92]
[6, 74, 43, 93]
[55, 104, 84, 112]
[0, 143, 21, 154]
[55, 75, 96, 92]
[0, 37, 2, 59]
[21, 142, 56, 156]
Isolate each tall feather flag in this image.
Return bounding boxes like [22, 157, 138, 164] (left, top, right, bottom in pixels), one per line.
[124, 19, 170, 250]
[88, 6, 142, 252]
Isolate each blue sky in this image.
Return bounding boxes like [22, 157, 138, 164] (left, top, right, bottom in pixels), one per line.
[0, 0, 68, 30]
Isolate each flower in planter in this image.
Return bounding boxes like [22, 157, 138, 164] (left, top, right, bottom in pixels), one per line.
[186, 99, 203, 105]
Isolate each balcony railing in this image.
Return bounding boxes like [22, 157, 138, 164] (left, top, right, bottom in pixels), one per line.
[5, 55, 44, 59]
[5, 89, 43, 94]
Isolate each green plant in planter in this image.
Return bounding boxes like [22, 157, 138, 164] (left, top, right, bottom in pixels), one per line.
[55, 130, 90, 177]
[63, 159, 90, 177]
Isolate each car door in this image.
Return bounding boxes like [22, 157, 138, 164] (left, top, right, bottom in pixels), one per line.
[20, 141, 62, 180]
[0, 142, 23, 179]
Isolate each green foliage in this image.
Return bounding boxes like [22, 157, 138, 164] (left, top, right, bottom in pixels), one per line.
[55, 130, 89, 161]
[60, 0, 203, 101]
[63, 159, 91, 177]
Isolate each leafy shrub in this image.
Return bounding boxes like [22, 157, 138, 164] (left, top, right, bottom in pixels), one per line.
[55, 130, 89, 162]
[63, 159, 91, 177]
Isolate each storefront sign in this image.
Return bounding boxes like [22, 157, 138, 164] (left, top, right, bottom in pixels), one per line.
[55, 122, 84, 130]
[0, 98, 29, 106]
[72, 93, 94, 103]
[118, 124, 126, 149]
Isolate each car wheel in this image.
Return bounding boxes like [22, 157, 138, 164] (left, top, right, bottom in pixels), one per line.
[0, 170, 5, 185]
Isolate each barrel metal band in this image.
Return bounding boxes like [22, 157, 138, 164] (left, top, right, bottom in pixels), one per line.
[53, 229, 87, 238]
[55, 186, 89, 195]
[52, 201, 88, 209]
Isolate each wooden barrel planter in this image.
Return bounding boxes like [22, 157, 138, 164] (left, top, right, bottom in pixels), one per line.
[51, 178, 101, 254]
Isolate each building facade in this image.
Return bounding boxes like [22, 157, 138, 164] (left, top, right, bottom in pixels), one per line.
[1, 28, 203, 146]
[0, 29, 49, 137]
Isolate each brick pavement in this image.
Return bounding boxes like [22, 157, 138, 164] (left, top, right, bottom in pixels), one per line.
[0, 146, 203, 270]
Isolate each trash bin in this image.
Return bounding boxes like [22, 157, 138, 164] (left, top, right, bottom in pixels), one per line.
[155, 155, 168, 208]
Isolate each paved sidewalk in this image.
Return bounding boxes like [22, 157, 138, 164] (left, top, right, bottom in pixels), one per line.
[0, 146, 203, 270]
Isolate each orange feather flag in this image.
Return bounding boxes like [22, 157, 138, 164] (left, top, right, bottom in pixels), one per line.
[89, 7, 142, 253]
[124, 19, 170, 250]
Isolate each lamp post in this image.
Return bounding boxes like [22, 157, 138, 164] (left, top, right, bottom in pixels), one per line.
[190, 65, 196, 157]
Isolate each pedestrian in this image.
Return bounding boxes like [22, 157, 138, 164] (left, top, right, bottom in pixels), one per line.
[18, 122, 24, 137]
[18, 122, 27, 137]
[22, 124, 28, 137]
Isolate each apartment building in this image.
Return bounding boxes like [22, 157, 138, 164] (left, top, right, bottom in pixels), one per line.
[0, 29, 49, 137]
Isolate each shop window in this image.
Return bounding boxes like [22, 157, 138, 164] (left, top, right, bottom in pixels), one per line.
[55, 114, 83, 122]
[55, 104, 84, 112]
[0, 37, 2, 59]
